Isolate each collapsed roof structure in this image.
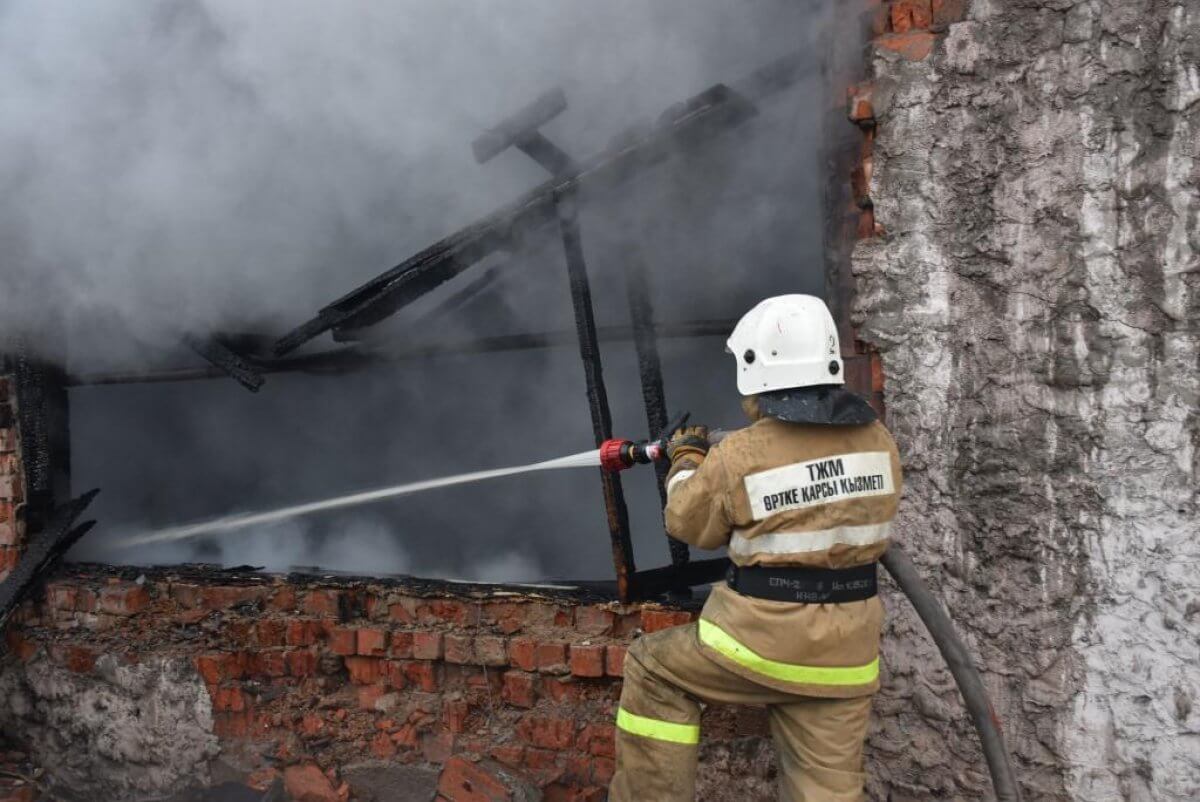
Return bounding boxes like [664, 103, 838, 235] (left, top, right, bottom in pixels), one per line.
[56, 51, 818, 604]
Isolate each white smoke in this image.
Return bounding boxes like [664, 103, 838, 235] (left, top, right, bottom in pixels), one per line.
[3, 0, 836, 579]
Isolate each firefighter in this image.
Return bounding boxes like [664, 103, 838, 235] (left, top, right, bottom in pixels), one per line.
[609, 294, 901, 802]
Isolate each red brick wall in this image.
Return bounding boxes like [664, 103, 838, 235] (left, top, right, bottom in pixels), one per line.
[0, 376, 24, 582]
[837, 0, 967, 419]
[848, 0, 966, 239]
[3, 565, 766, 800]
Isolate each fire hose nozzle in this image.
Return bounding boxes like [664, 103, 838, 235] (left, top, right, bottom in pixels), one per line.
[598, 438, 632, 472]
[599, 411, 690, 473]
[598, 438, 665, 472]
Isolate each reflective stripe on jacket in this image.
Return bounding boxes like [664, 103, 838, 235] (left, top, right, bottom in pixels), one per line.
[664, 416, 902, 698]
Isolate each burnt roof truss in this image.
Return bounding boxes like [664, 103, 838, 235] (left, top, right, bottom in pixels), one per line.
[54, 52, 810, 602]
[264, 54, 806, 600]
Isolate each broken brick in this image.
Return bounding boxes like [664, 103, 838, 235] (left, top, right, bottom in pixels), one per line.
[254, 620, 287, 647]
[444, 634, 474, 665]
[521, 748, 565, 786]
[371, 731, 397, 759]
[385, 660, 409, 690]
[420, 600, 471, 626]
[542, 677, 583, 705]
[437, 756, 540, 802]
[45, 583, 78, 611]
[285, 649, 317, 677]
[390, 631, 414, 659]
[413, 631, 445, 660]
[605, 644, 627, 677]
[267, 587, 297, 612]
[357, 627, 388, 656]
[507, 637, 536, 672]
[98, 583, 150, 616]
[847, 83, 875, 124]
[344, 656, 386, 685]
[491, 745, 525, 769]
[482, 601, 526, 634]
[890, 0, 932, 33]
[196, 652, 245, 684]
[574, 606, 613, 637]
[200, 585, 265, 610]
[213, 687, 248, 713]
[517, 716, 575, 750]
[286, 619, 321, 647]
[534, 642, 568, 674]
[388, 598, 417, 624]
[4, 629, 36, 662]
[329, 627, 357, 656]
[64, 644, 96, 674]
[443, 699, 470, 733]
[577, 723, 616, 758]
[639, 609, 692, 633]
[0, 518, 20, 547]
[303, 589, 341, 617]
[283, 764, 339, 802]
[569, 645, 605, 678]
[501, 671, 537, 709]
[403, 660, 442, 692]
[475, 636, 507, 667]
[250, 650, 287, 678]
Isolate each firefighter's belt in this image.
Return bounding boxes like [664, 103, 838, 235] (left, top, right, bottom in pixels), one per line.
[725, 562, 877, 604]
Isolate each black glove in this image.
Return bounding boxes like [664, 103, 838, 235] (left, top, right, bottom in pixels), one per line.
[666, 425, 710, 468]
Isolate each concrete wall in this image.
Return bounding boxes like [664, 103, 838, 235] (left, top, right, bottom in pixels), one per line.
[0, 651, 217, 798]
[853, 1, 1199, 799]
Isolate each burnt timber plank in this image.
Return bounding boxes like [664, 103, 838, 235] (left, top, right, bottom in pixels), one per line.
[271, 49, 810, 355]
[183, 334, 266, 392]
[0, 490, 99, 634]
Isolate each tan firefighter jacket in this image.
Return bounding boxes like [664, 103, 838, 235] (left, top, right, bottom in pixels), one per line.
[664, 414, 902, 698]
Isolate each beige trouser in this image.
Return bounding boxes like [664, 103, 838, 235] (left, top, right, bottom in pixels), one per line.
[609, 624, 872, 802]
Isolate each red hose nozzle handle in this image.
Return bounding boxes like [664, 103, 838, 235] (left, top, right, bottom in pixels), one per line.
[599, 439, 633, 472]
[600, 411, 691, 473]
[600, 438, 670, 472]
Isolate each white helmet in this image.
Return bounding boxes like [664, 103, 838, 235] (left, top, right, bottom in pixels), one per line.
[726, 295, 843, 395]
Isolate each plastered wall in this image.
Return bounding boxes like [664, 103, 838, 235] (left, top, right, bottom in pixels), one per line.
[853, 1, 1200, 799]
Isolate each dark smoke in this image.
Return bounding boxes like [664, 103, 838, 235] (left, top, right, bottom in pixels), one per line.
[1, 0, 837, 580]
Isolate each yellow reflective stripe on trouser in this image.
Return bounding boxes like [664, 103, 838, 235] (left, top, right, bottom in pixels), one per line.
[616, 708, 700, 745]
[698, 619, 879, 686]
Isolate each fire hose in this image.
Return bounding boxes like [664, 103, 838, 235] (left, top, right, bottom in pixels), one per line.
[600, 419, 1024, 802]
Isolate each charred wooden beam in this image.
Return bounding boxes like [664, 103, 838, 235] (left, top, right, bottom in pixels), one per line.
[68, 320, 736, 387]
[407, 263, 506, 327]
[0, 490, 99, 634]
[471, 87, 570, 166]
[2, 342, 71, 532]
[477, 82, 642, 601]
[271, 49, 812, 356]
[183, 334, 266, 392]
[621, 250, 691, 580]
[552, 190, 638, 601]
